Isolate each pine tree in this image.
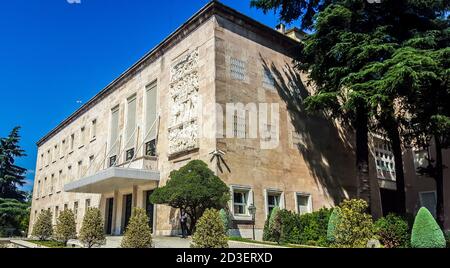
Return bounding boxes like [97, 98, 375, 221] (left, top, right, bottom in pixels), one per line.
[121, 208, 153, 248]
[79, 208, 105, 248]
[54, 209, 77, 246]
[0, 127, 27, 202]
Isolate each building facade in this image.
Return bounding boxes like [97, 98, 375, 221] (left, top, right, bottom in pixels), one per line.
[29, 2, 449, 239]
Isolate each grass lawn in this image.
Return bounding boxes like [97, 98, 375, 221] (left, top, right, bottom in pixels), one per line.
[228, 237, 324, 248]
[29, 240, 67, 248]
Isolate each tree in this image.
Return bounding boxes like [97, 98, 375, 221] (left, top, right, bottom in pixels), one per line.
[79, 208, 105, 248]
[150, 160, 230, 233]
[32, 210, 53, 241]
[411, 207, 446, 248]
[54, 209, 77, 247]
[121, 208, 153, 248]
[0, 127, 27, 202]
[0, 198, 30, 237]
[191, 209, 228, 248]
[251, 0, 449, 216]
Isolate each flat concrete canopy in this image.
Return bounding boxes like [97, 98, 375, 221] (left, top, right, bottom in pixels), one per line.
[64, 167, 160, 194]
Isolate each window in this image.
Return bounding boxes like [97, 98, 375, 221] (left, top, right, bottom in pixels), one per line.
[263, 69, 275, 89]
[126, 95, 137, 148]
[233, 113, 246, 138]
[296, 194, 312, 215]
[266, 191, 282, 216]
[145, 82, 158, 142]
[145, 140, 157, 157]
[89, 155, 95, 165]
[55, 206, 59, 222]
[80, 127, 86, 147]
[43, 177, 47, 197]
[40, 154, 44, 169]
[61, 140, 66, 158]
[125, 148, 135, 162]
[85, 199, 91, 212]
[77, 161, 83, 179]
[110, 106, 120, 154]
[420, 192, 437, 218]
[231, 187, 252, 217]
[414, 149, 429, 174]
[50, 174, 55, 195]
[64, 204, 68, 211]
[91, 119, 97, 140]
[58, 170, 63, 192]
[36, 180, 41, 199]
[67, 166, 72, 182]
[74, 202, 79, 220]
[54, 145, 58, 161]
[47, 149, 51, 166]
[70, 134, 75, 151]
[230, 58, 246, 81]
[109, 155, 117, 168]
[374, 141, 396, 180]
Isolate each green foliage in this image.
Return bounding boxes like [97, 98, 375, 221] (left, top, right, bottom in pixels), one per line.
[150, 160, 230, 233]
[54, 209, 77, 246]
[263, 207, 282, 243]
[121, 208, 153, 248]
[219, 209, 230, 233]
[32, 210, 53, 241]
[297, 208, 332, 247]
[333, 199, 375, 248]
[0, 127, 27, 202]
[327, 207, 341, 243]
[375, 214, 410, 248]
[79, 208, 105, 248]
[445, 231, 450, 248]
[0, 198, 30, 237]
[191, 209, 228, 248]
[411, 207, 446, 248]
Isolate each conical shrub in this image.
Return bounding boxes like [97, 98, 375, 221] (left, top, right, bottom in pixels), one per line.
[79, 208, 106, 248]
[191, 209, 228, 248]
[327, 207, 341, 243]
[121, 208, 153, 248]
[411, 207, 446, 248]
[32, 210, 53, 241]
[54, 209, 77, 246]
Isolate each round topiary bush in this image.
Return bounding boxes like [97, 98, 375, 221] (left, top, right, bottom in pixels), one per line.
[191, 208, 228, 248]
[327, 207, 341, 243]
[411, 207, 446, 248]
[375, 214, 410, 248]
[121, 208, 153, 248]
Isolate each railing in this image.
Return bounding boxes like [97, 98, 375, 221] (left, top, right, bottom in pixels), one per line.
[126, 116, 160, 169]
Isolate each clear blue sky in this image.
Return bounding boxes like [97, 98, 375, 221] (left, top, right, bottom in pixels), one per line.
[0, 0, 287, 192]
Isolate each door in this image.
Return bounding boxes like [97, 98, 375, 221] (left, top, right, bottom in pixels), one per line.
[106, 198, 114, 235]
[123, 194, 133, 232]
[145, 191, 154, 232]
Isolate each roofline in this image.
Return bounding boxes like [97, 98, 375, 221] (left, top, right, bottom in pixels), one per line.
[37, 0, 299, 147]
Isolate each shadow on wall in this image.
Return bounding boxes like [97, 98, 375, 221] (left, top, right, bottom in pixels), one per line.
[261, 56, 356, 206]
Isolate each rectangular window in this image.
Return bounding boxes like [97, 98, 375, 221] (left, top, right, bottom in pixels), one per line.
[109, 155, 117, 168]
[43, 177, 47, 197]
[85, 199, 91, 212]
[47, 149, 51, 166]
[64, 204, 68, 211]
[296, 194, 312, 215]
[233, 113, 246, 138]
[61, 140, 66, 158]
[263, 69, 275, 89]
[420, 192, 437, 218]
[40, 154, 44, 169]
[230, 57, 246, 81]
[74, 202, 79, 220]
[145, 82, 158, 141]
[54, 145, 58, 161]
[125, 148, 135, 162]
[110, 106, 120, 154]
[145, 140, 157, 157]
[37, 180, 41, 199]
[91, 119, 97, 140]
[55, 206, 59, 222]
[233, 190, 249, 216]
[126, 95, 137, 147]
[77, 161, 83, 179]
[50, 174, 55, 195]
[70, 134, 75, 151]
[414, 150, 428, 174]
[374, 140, 396, 180]
[267, 192, 282, 216]
[67, 166, 72, 183]
[58, 170, 63, 193]
[80, 127, 86, 147]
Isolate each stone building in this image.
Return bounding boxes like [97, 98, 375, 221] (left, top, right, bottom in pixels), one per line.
[29, 1, 449, 239]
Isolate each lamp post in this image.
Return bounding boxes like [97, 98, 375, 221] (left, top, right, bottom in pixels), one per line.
[248, 204, 257, 240]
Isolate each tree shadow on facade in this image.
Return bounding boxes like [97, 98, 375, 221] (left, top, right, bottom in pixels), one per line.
[261, 57, 356, 205]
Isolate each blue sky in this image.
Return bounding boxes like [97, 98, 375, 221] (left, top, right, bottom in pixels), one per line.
[0, 0, 286, 192]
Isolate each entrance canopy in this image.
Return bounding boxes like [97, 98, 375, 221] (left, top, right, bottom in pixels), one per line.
[64, 167, 160, 194]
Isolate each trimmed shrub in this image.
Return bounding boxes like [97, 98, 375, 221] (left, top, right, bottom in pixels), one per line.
[278, 210, 301, 244]
[333, 199, 375, 248]
[411, 207, 446, 248]
[191, 209, 228, 248]
[297, 208, 332, 247]
[32, 210, 53, 241]
[79, 208, 106, 248]
[54, 209, 77, 246]
[327, 207, 341, 243]
[263, 207, 280, 242]
[121, 208, 153, 248]
[375, 214, 410, 248]
[219, 209, 230, 234]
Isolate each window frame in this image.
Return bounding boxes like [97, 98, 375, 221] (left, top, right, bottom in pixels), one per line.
[230, 185, 253, 221]
[295, 192, 313, 215]
[264, 189, 284, 218]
